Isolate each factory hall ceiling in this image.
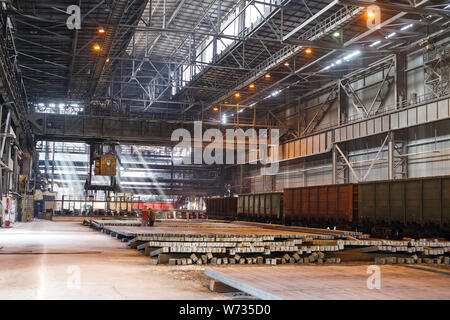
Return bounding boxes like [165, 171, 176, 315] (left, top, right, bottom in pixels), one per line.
[6, 0, 450, 121]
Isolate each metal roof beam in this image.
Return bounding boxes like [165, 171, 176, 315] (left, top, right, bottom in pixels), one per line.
[339, 0, 450, 19]
[66, 0, 81, 101]
[19, 64, 67, 80]
[282, 0, 339, 42]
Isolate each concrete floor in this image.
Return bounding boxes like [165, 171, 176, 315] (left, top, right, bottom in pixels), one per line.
[0, 220, 224, 300]
[3, 220, 449, 300]
[206, 265, 450, 300]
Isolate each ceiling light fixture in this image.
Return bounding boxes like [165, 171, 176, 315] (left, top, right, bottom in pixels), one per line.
[400, 24, 413, 31]
[385, 32, 396, 39]
[271, 90, 281, 97]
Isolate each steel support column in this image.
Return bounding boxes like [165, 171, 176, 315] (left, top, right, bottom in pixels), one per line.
[395, 52, 407, 106]
[332, 144, 337, 184]
[388, 131, 394, 180]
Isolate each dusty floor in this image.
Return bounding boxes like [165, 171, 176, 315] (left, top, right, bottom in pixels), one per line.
[0, 220, 224, 300]
[207, 264, 450, 299]
[2, 220, 449, 300]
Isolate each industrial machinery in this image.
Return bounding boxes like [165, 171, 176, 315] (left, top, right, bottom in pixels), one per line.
[84, 143, 118, 192]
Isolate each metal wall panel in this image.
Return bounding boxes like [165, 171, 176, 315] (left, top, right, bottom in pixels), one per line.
[375, 117, 382, 134]
[294, 140, 300, 157]
[335, 128, 341, 142]
[301, 139, 307, 156]
[353, 123, 360, 139]
[407, 108, 417, 126]
[360, 121, 367, 136]
[340, 127, 346, 141]
[399, 110, 408, 128]
[291, 141, 296, 157]
[367, 119, 374, 135]
[417, 105, 427, 123]
[346, 125, 353, 141]
[391, 113, 399, 129]
[319, 133, 326, 152]
[313, 135, 320, 154]
[382, 115, 390, 131]
[428, 102, 438, 121]
[327, 131, 333, 147]
[438, 99, 449, 119]
[307, 137, 313, 154]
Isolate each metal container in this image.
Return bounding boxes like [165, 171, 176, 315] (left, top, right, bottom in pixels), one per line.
[243, 195, 249, 215]
[284, 184, 358, 224]
[248, 194, 254, 217]
[237, 196, 244, 216]
[205, 197, 237, 219]
[254, 195, 260, 218]
[358, 176, 450, 228]
[237, 192, 283, 221]
[259, 194, 266, 217]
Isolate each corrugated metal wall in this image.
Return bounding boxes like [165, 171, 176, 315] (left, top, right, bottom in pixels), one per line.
[240, 40, 450, 192]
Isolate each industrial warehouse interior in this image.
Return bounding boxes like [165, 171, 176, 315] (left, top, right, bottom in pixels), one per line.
[0, 0, 449, 304]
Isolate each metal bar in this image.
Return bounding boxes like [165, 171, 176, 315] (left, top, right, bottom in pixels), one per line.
[18, 64, 67, 80]
[362, 134, 389, 181]
[282, 0, 339, 41]
[335, 144, 360, 182]
[388, 131, 394, 179]
[366, 58, 395, 115]
[339, 0, 450, 19]
[0, 109, 11, 158]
